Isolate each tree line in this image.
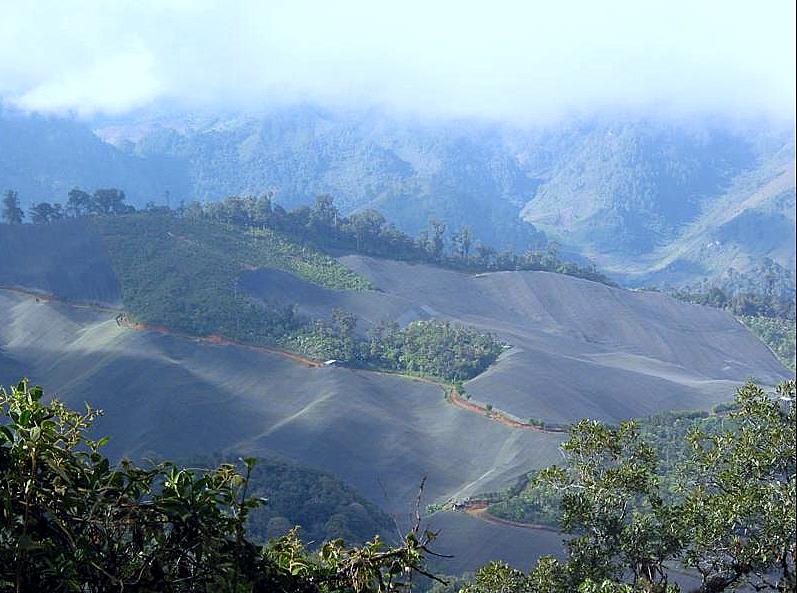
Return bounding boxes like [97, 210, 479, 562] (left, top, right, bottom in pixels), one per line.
[185, 194, 614, 285]
[2, 188, 134, 224]
[2, 187, 614, 286]
[670, 285, 796, 322]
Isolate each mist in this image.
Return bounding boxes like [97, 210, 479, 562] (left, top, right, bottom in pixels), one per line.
[1, 0, 794, 124]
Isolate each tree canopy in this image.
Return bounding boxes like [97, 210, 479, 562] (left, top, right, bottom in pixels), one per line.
[0, 379, 438, 593]
[462, 381, 796, 593]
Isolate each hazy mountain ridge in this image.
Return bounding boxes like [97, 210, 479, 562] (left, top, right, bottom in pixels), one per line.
[124, 109, 546, 250]
[0, 110, 191, 207]
[517, 120, 796, 284]
[2, 108, 793, 286]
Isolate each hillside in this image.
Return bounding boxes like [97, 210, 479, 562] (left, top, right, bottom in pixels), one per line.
[250, 255, 787, 421]
[0, 287, 565, 572]
[3, 108, 793, 288]
[0, 215, 790, 572]
[523, 124, 796, 287]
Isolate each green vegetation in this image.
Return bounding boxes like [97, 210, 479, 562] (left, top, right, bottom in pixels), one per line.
[2, 378, 794, 592]
[487, 408, 744, 528]
[290, 316, 505, 382]
[364, 320, 504, 381]
[1, 189, 511, 383]
[95, 212, 369, 343]
[486, 474, 561, 528]
[194, 194, 615, 285]
[669, 278, 796, 373]
[738, 315, 796, 371]
[671, 284, 795, 321]
[0, 379, 438, 593]
[470, 381, 795, 593]
[17, 187, 613, 285]
[97, 211, 503, 382]
[97, 212, 501, 382]
[191, 454, 395, 546]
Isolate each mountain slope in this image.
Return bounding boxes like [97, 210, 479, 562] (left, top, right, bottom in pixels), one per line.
[0, 110, 190, 208]
[0, 288, 564, 572]
[111, 110, 797, 284]
[518, 121, 796, 284]
[125, 108, 545, 250]
[243, 255, 788, 423]
[627, 151, 796, 286]
[0, 216, 791, 571]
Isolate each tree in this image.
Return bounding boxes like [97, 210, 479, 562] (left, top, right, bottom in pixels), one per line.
[451, 225, 474, 261]
[458, 380, 795, 593]
[2, 190, 23, 224]
[332, 308, 359, 359]
[0, 379, 439, 592]
[66, 188, 92, 217]
[428, 220, 447, 261]
[311, 194, 340, 232]
[542, 241, 561, 268]
[474, 242, 496, 268]
[90, 188, 131, 216]
[347, 210, 387, 252]
[679, 381, 796, 592]
[29, 201, 63, 224]
[251, 193, 274, 229]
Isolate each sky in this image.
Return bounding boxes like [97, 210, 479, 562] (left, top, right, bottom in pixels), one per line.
[0, 0, 794, 123]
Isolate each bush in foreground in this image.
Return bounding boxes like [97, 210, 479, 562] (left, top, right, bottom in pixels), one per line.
[0, 380, 437, 593]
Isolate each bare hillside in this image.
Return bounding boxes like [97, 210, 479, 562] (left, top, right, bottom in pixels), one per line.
[243, 255, 789, 423]
[0, 288, 563, 572]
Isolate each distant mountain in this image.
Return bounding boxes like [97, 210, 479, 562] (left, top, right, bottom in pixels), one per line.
[0, 110, 190, 209]
[2, 107, 793, 287]
[120, 107, 545, 250]
[517, 120, 796, 286]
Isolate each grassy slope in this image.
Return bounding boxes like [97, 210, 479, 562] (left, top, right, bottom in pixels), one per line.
[0, 219, 121, 304]
[94, 213, 370, 343]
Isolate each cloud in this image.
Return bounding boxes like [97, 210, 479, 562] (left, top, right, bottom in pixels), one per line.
[1, 0, 794, 123]
[14, 48, 161, 116]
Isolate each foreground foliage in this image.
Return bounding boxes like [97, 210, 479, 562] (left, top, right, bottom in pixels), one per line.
[464, 380, 796, 593]
[2, 378, 793, 592]
[0, 380, 438, 593]
[486, 408, 730, 526]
